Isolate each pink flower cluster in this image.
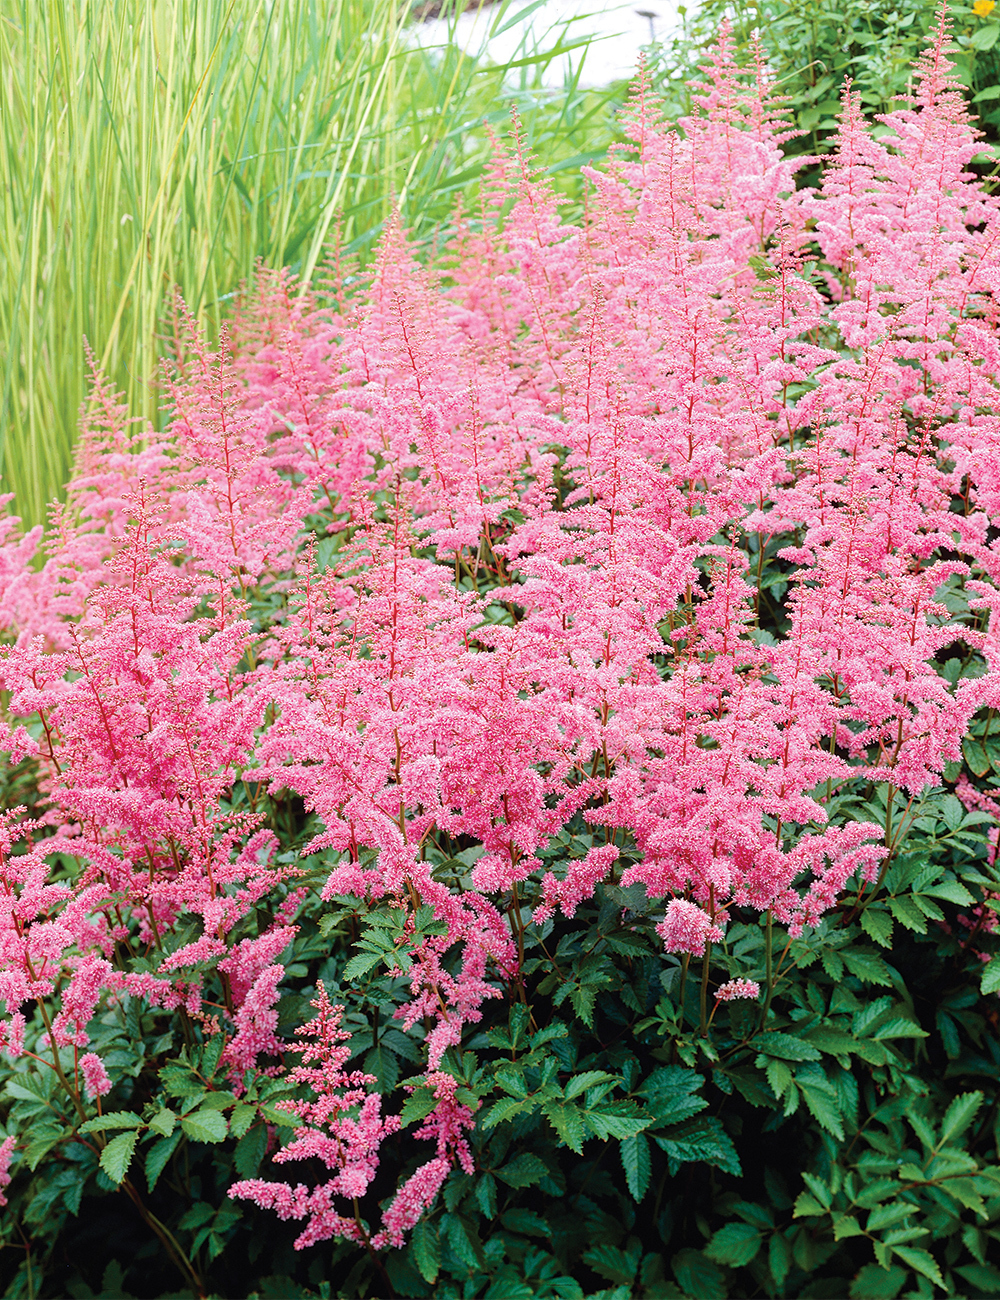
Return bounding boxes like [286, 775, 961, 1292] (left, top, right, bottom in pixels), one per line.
[0, 15, 998, 1249]
[715, 979, 762, 1003]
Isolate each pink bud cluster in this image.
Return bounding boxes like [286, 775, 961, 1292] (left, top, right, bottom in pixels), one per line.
[0, 15, 998, 1250]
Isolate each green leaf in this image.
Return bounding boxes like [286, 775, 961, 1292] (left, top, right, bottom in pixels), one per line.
[860, 908, 894, 948]
[584, 1100, 649, 1141]
[99, 1130, 138, 1185]
[146, 1131, 181, 1192]
[655, 1116, 741, 1176]
[399, 1087, 439, 1129]
[842, 950, 893, 986]
[342, 950, 384, 981]
[705, 1222, 762, 1267]
[24, 1126, 63, 1172]
[956, 1263, 1000, 1294]
[871, 1018, 928, 1041]
[833, 1214, 863, 1240]
[620, 1132, 651, 1201]
[940, 1091, 983, 1144]
[582, 1242, 640, 1285]
[971, 21, 1000, 51]
[160, 1065, 205, 1098]
[867, 1201, 914, 1233]
[229, 1103, 256, 1139]
[411, 1221, 440, 1285]
[797, 1074, 844, 1140]
[563, 1070, 618, 1100]
[922, 880, 975, 906]
[805, 1027, 862, 1058]
[474, 1172, 497, 1220]
[232, 1123, 266, 1179]
[637, 1066, 707, 1124]
[180, 1108, 228, 1144]
[754, 1031, 822, 1062]
[147, 1109, 176, 1138]
[849, 1262, 908, 1299]
[792, 1192, 826, 1218]
[78, 1111, 143, 1135]
[543, 1101, 586, 1153]
[892, 1246, 944, 1290]
[888, 894, 928, 933]
[499, 1208, 551, 1238]
[671, 1248, 726, 1300]
[769, 1233, 792, 1288]
[981, 956, 1000, 995]
[494, 1153, 548, 1188]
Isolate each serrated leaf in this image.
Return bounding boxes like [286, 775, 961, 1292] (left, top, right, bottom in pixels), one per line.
[798, 1077, 844, 1140]
[233, 1123, 267, 1179]
[495, 1153, 548, 1188]
[79, 1111, 144, 1135]
[923, 879, 975, 906]
[793, 1191, 826, 1217]
[671, 1248, 726, 1300]
[849, 1262, 909, 1299]
[146, 1131, 181, 1192]
[981, 956, 1000, 995]
[888, 894, 928, 933]
[860, 908, 894, 948]
[867, 1201, 914, 1232]
[582, 1242, 640, 1285]
[544, 1101, 585, 1153]
[831, 1213, 862, 1239]
[99, 1130, 138, 1185]
[769, 1233, 792, 1288]
[180, 1108, 228, 1143]
[160, 1065, 205, 1098]
[258, 1102, 296, 1127]
[805, 1027, 861, 1057]
[563, 1070, 618, 1100]
[399, 1087, 439, 1129]
[499, 1208, 551, 1238]
[842, 950, 893, 986]
[620, 1132, 651, 1201]
[871, 1018, 928, 1041]
[892, 1245, 944, 1289]
[705, 1222, 762, 1267]
[483, 1096, 529, 1130]
[411, 1220, 440, 1285]
[229, 1103, 256, 1139]
[765, 1058, 793, 1099]
[754, 1031, 822, 1061]
[584, 1099, 649, 1141]
[655, 1116, 741, 1176]
[342, 950, 385, 981]
[147, 1109, 176, 1138]
[940, 1091, 983, 1144]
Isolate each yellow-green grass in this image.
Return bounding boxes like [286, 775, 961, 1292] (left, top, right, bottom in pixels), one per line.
[0, 0, 622, 526]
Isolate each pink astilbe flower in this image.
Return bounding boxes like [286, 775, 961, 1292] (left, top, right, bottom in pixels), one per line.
[230, 986, 401, 1249]
[223, 964, 286, 1075]
[715, 979, 761, 1003]
[0, 1135, 17, 1207]
[370, 1157, 450, 1251]
[79, 1052, 112, 1098]
[656, 900, 725, 956]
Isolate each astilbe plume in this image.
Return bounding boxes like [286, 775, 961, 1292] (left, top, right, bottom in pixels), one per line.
[1, 11, 999, 1251]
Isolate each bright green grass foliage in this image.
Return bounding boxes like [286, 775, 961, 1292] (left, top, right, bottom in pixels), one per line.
[0, 0, 617, 527]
